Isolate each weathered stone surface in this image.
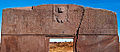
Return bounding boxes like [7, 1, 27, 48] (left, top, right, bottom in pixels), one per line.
[2, 4, 118, 35]
[2, 4, 84, 35]
[119, 43, 120, 52]
[77, 35, 119, 52]
[1, 35, 49, 52]
[0, 43, 2, 52]
[1, 4, 119, 52]
[79, 7, 118, 34]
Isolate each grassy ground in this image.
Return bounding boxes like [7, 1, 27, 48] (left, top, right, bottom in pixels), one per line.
[49, 42, 73, 52]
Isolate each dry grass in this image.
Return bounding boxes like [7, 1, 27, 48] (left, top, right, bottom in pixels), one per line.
[49, 42, 73, 52]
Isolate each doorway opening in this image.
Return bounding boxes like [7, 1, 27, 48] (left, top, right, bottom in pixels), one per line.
[49, 37, 74, 52]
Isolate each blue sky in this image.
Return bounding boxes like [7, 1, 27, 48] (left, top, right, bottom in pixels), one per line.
[50, 38, 73, 42]
[0, 0, 120, 41]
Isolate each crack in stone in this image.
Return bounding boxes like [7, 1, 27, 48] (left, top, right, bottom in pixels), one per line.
[75, 7, 85, 52]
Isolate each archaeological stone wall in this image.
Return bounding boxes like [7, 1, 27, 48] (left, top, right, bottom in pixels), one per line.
[1, 4, 119, 52]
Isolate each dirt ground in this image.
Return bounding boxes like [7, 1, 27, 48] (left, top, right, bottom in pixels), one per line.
[49, 42, 73, 52]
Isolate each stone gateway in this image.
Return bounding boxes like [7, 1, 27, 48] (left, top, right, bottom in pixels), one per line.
[1, 4, 119, 52]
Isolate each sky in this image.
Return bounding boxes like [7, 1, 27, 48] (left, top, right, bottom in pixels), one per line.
[0, 0, 120, 42]
[50, 38, 73, 42]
